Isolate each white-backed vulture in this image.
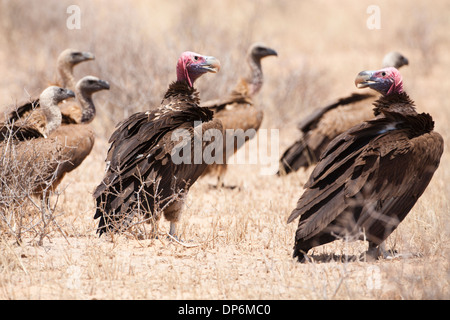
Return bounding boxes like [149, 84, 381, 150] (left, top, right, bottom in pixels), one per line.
[47, 76, 110, 192]
[93, 51, 222, 238]
[55, 48, 96, 90]
[287, 67, 443, 262]
[278, 52, 409, 175]
[58, 75, 110, 124]
[6, 48, 95, 122]
[0, 86, 76, 197]
[1, 86, 75, 141]
[200, 43, 277, 187]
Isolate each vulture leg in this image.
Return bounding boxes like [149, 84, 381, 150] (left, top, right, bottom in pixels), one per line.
[364, 242, 395, 261]
[364, 241, 414, 261]
[169, 222, 178, 239]
[209, 165, 240, 190]
[164, 200, 184, 241]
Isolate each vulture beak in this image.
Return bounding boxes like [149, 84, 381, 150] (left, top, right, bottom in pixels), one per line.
[264, 48, 278, 57]
[355, 70, 376, 89]
[199, 56, 221, 73]
[64, 89, 76, 100]
[99, 79, 110, 90]
[82, 51, 95, 61]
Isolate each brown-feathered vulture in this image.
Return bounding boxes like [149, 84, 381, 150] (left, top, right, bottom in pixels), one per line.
[93, 51, 221, 238]
[1, 86, 75, 141]
[0, 86, 76, 197]
[278, 52, 409, 175]
[287, 67, 443, 262]
[47, 76, 110, 192]
[6, 49, 95, 122]
[200, 43, 277, 187]
[55, 48, 96, 90]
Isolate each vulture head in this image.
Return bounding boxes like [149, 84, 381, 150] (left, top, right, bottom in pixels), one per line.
[75, 76, 110, 123]
[39, 86, 75, 136]
[382, 52, 409, 69]
[248, 43, 278, 62]
[355, 67, 403, 95]
[76, 76, 110, 95]
[40, 86, 76, 107]
[57, 48, 95, 68]
[177, 51, 221, 87]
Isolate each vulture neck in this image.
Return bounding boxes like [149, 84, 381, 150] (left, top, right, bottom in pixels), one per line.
[57, 61, 75, 90]
[40, 96, 62, 136]
[76, 88, 96, 123]
[245, 56, 264, 97]
[373, 92, 417, 116]
[163, 81, 201, 107]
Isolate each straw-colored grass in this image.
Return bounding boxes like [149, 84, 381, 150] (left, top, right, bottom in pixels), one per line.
[0, 0, 448, 299]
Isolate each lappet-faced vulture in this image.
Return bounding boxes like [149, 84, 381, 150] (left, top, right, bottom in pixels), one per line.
[278, 52, 409, 175]
[287, 67, 443, 262]
[93, 51, 222, 238]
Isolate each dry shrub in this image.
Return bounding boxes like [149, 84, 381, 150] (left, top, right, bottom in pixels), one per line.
[0, 120, 69, 245]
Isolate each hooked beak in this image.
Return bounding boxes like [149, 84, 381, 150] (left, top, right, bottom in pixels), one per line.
[99, 79, 110, 90]
[199, 56, 221, 73]
[81, 51, 95, 61]
[264, 48, 278, 57]
[355, 70, 376, 89]
[64, 89, 76, 100]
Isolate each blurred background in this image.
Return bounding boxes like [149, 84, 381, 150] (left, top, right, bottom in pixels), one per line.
[1, 0, 449, 138]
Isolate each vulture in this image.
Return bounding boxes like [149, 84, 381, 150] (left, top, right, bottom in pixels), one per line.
[200, 43, 277, 187]
[0, 86, 76, 197]
[47, 76, 110, 192]
[55, 48, 96, 90]
[287, 67, 443, 262]
[93, 51, 222, 238]
[1, 86, 75, 141]
[6, 48, 95, 122]
[278, 52, 409, 175]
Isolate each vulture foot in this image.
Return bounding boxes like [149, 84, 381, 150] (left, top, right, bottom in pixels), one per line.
[362, 242, 405, 261]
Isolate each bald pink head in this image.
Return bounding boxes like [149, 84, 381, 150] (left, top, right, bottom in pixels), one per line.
[355, 67, 404, 95]
[176, 51, 221, 87]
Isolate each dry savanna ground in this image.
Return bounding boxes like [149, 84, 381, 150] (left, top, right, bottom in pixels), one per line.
[0, 0, 449, 300]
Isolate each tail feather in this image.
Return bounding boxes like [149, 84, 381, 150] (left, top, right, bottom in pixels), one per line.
[278, 139, 315, 175]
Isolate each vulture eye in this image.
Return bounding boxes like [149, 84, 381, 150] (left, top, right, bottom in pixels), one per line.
[381, 72, 386, 76]
[194, 56, 199, 61]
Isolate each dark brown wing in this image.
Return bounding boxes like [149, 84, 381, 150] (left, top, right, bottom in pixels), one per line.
[288, 111, 443, 257]
[278, 93, 375, 175]
[5, 99, 40, 123]
[202, 77, 253, 113]
[202, 92, 253, 114]
[93, 106, 221, 235]
[0, 123, 44, 141]
[297, 93, 375, 132]
[1, 99, 45, 141]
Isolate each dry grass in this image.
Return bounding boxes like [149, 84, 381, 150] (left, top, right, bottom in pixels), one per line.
[0, 0, 449, 300]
